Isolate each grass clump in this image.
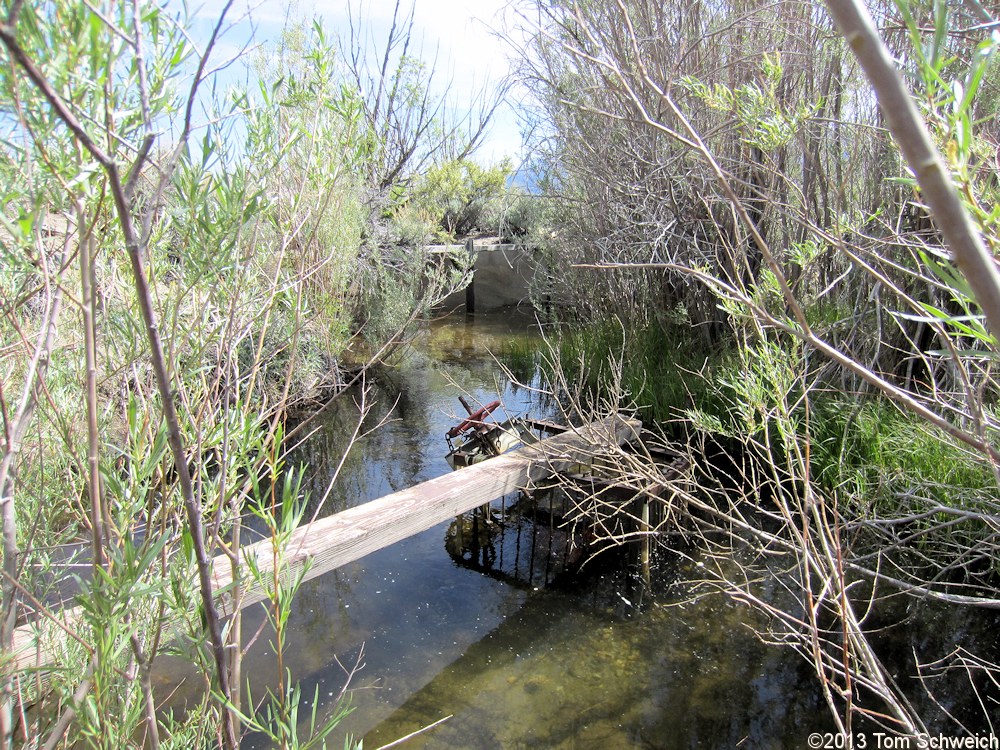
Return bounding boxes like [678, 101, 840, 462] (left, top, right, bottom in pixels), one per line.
[541, 318, 730, 426]
[808, 397, 996, 513]
[496, 337, 543, 384]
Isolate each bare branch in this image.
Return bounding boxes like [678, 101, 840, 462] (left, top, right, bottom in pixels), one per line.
[823, 0, 1000, 341]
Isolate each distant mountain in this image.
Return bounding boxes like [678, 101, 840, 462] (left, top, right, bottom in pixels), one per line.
[508, 163, 543, 194]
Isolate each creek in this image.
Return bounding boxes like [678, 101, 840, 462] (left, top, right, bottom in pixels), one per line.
[232, 310, 993, 748]
[227, 310, 826, 748]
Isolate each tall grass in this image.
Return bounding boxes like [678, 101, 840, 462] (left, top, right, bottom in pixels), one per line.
[808, 397, 996, 513]
[544, 319, 729, 426]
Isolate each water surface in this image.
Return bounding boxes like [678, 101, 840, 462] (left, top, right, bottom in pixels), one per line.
[237, 310, 994, 748]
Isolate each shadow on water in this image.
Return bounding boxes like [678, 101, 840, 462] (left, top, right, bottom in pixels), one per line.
[222, 309, 998, 748]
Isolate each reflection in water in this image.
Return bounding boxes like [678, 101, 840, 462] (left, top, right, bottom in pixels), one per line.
[443, 495, 581, 590]
[234, 310, 996, 748]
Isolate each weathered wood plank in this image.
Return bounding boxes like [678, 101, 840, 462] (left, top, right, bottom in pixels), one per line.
[11, 414, 640, 677]
[210, 414, 640, 615]
[523, 418, 570, 435]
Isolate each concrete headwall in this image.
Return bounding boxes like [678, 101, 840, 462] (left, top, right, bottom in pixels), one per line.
[435, 243, 535, 312]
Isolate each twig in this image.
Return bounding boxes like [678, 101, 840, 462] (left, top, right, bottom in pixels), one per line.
[39, 662, 94, 750]
[822, 0, 1000, 342]
[374, 714, 453, 750]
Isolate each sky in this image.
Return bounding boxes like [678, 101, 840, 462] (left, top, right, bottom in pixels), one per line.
[191, 0, 525, 165]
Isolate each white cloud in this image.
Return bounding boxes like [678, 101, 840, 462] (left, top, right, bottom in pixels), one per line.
[317, 0, 520, 159]
[185, 0, 524, 162]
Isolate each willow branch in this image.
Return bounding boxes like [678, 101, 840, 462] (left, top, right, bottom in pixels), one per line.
[822, 0, 1000, 343]
[0, 13, 239, 749]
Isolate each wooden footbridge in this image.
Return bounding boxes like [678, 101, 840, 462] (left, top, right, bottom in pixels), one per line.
[10, 414, 642, 681]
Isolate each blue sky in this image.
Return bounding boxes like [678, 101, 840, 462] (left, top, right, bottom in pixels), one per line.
[188, 0, 524, 164]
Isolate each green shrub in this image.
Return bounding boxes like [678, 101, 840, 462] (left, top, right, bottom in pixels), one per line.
[399, 158, 514, 241]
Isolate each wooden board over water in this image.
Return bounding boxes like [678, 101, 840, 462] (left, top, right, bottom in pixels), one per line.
[11, 414, 641, 680]
[210, 414, 641, 616]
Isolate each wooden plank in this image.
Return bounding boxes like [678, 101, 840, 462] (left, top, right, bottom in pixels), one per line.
[209, 414, 640, 616]
[11, 415, 641, 678]
[523, 418, 569, 435]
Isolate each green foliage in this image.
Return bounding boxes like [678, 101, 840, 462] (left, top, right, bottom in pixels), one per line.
[398, 158, 513, 241]
[0, 4, 403, 746]
[893, 0, 1000, 251]
[234, 466, 360, 750]
[499, 191, 545, 241]
[717, 338, 804, 438]
[808, 396, 995, 512]
[548, 318, 728, 426]
[71, 533, 178, 749]
[497, 337, 542, 384]
[355, 243, 429, 343]
[241, 20, 366, 355]
[680, 52, 821, 152]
